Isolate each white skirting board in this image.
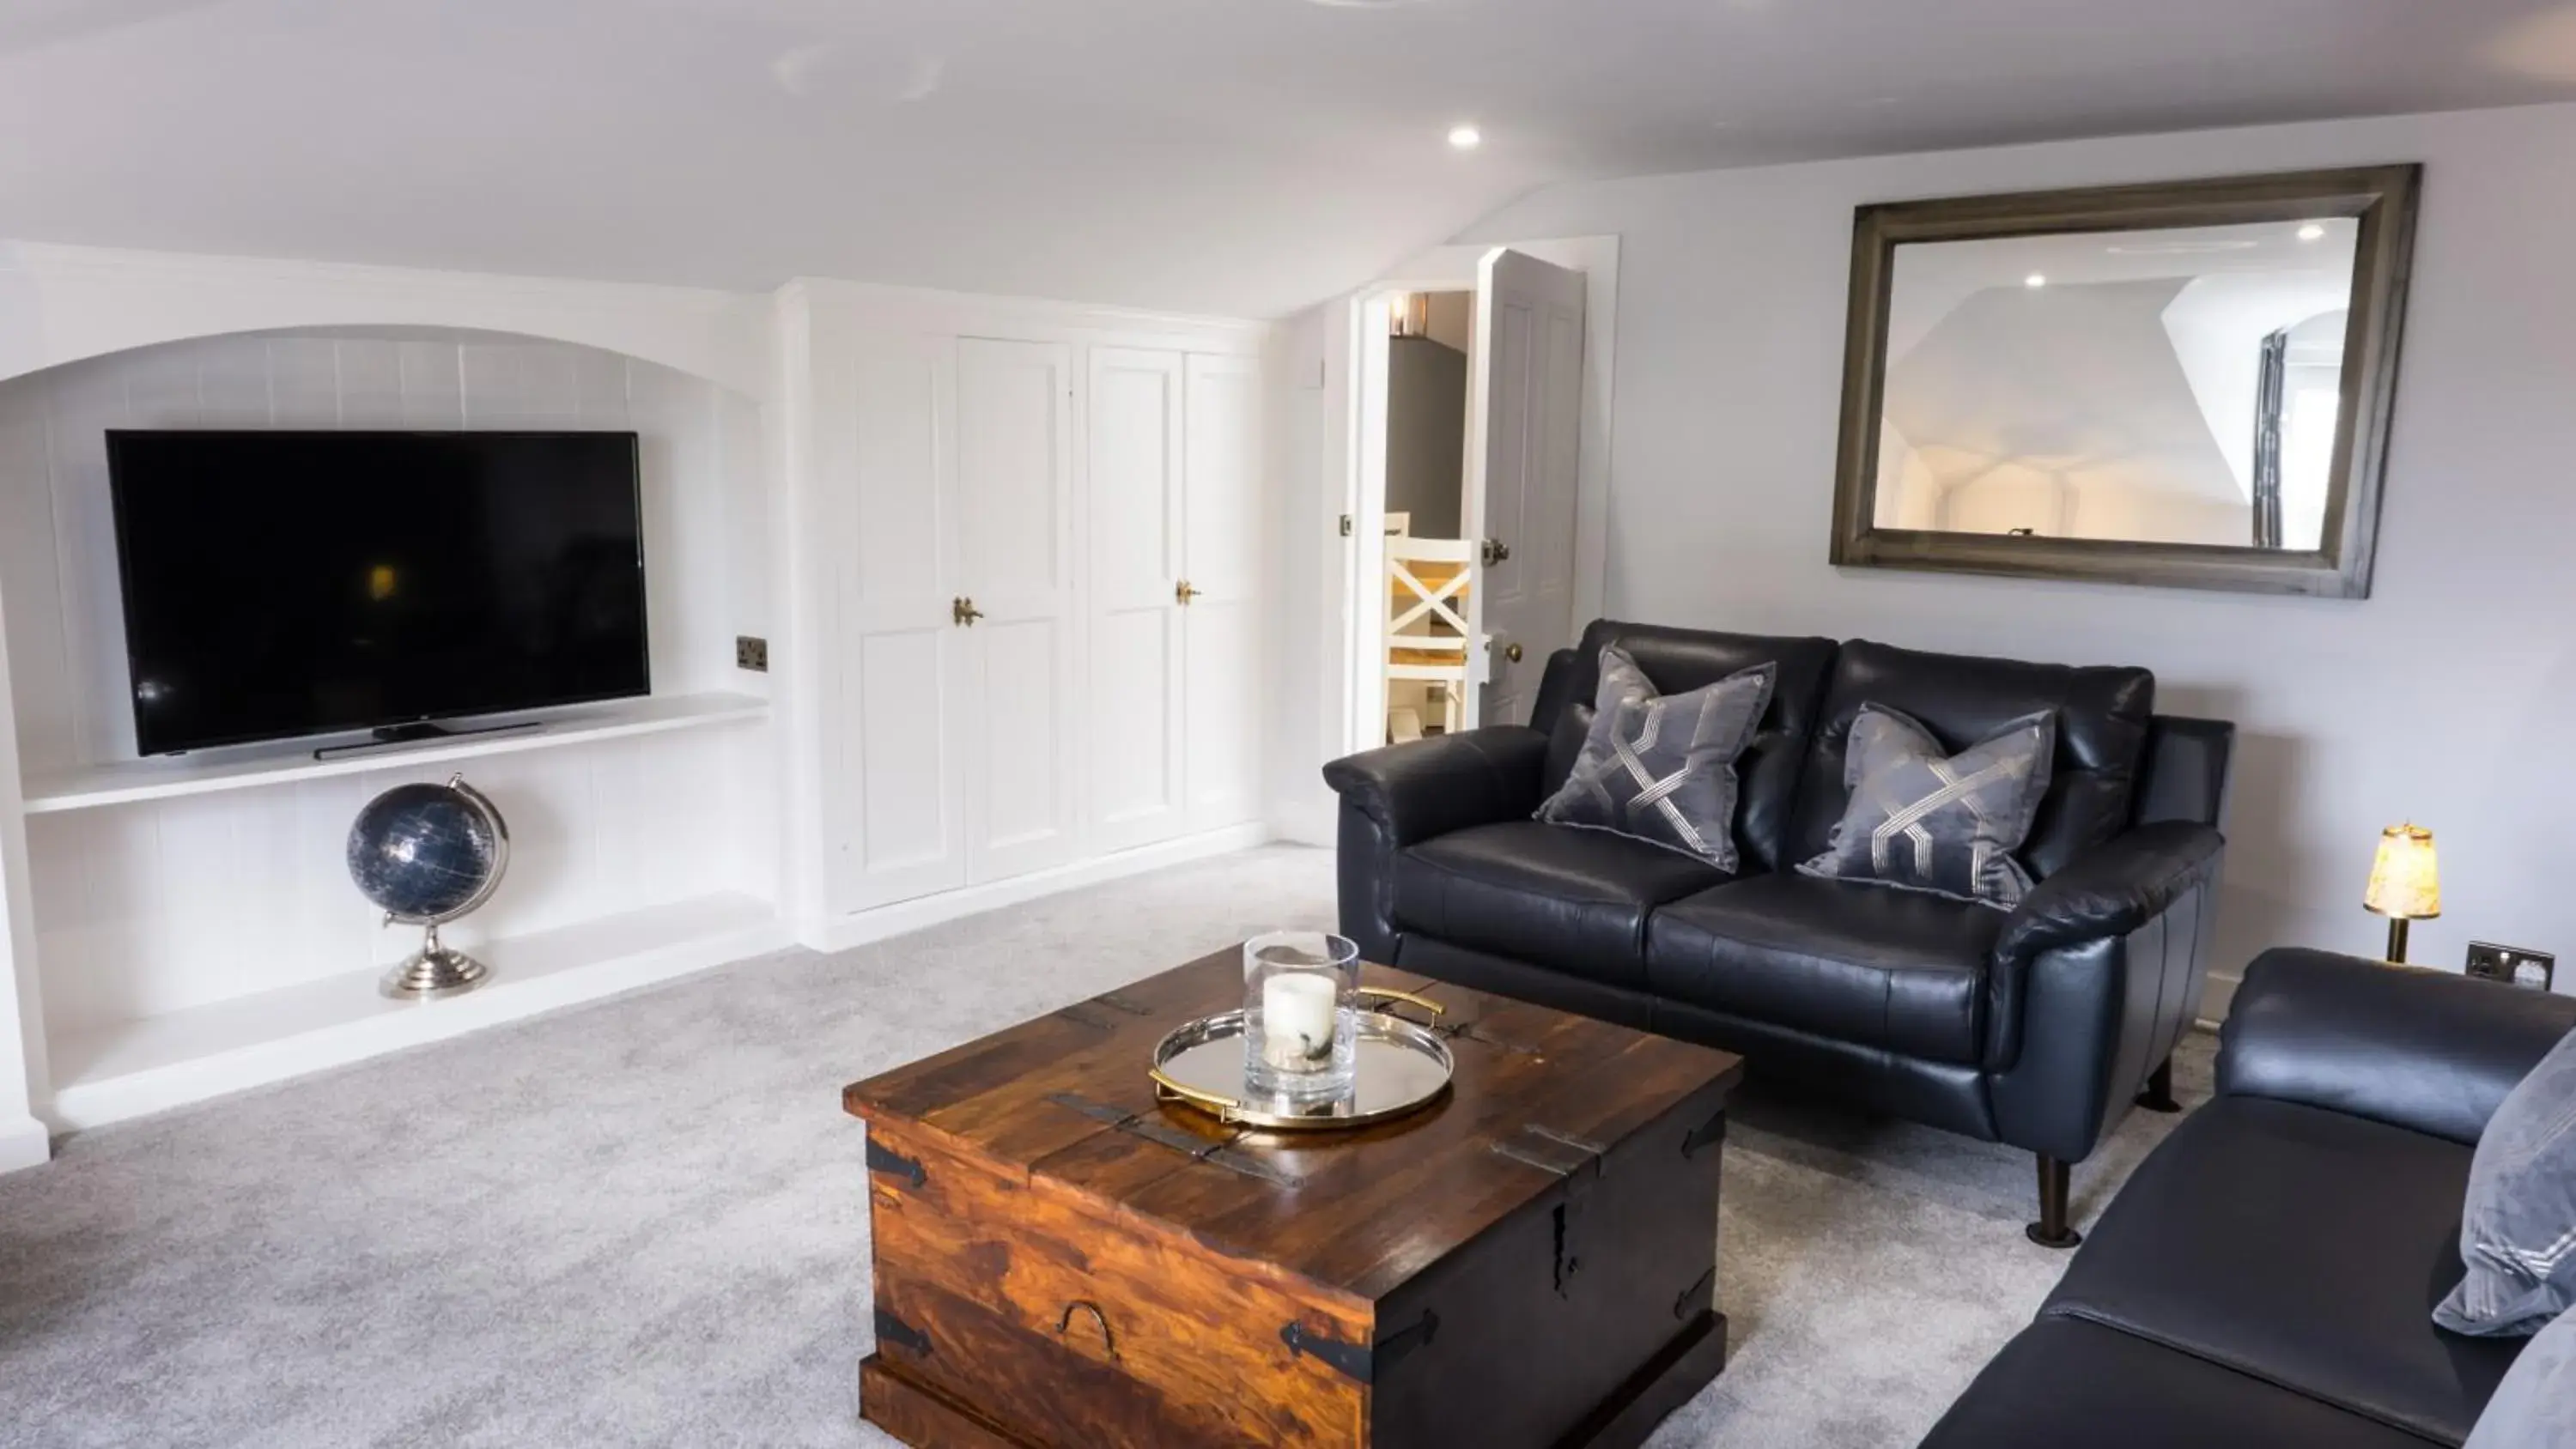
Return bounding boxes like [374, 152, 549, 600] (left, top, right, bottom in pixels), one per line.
[44, 893, 790, 1131]
[29, 828, 1279, 1143]
[801, 823, 1274, 955]
[0, 1114, 49, 1172]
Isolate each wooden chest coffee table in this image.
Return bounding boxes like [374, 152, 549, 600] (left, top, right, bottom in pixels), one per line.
[843, 949, 1743, 1448]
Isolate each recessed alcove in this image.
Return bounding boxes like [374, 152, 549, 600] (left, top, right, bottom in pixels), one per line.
[0, 325, 784, 1126]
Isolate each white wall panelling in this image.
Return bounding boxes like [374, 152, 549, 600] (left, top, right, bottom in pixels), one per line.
[0, 250, 1283, 1156]
[0, 307, 782, 1142]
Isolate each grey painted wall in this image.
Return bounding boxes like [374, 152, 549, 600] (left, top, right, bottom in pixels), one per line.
[1385, 336, 1466, 538]
[1458, 102, 2576, 1012]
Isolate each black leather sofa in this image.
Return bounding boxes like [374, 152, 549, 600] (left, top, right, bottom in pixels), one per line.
[1923, 948, 2576, 1447]
[1323, 620, 2234, 1243]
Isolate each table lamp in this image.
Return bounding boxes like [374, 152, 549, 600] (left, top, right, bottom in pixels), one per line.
[2363, 823, 2439, 964]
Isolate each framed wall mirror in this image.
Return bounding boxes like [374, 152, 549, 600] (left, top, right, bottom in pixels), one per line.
[1830, 166, 2420, 597]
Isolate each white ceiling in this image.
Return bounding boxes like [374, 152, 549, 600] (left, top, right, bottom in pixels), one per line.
[4, 0, 2575, 317]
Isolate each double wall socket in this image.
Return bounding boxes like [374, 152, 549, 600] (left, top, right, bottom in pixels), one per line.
[735, 636, 769, 673]
[2466, 941, 2555, 992]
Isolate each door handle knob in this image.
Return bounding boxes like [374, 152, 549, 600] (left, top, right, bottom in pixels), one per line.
[1482, 538, 1512, 567]
[1504, 642, 1523, 664]
[952, 597, 985, 627]
[1175, 580, 1201, 605]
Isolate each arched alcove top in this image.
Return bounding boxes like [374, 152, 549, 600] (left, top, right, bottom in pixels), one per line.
[0, 240, 774, 402]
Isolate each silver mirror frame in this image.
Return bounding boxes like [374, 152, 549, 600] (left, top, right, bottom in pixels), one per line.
[1829, 165, 2421, 597]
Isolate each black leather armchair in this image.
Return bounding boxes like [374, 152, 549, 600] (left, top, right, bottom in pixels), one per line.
[1325, 621, 2234, 1243]
[1922, 950, 2576, 1446]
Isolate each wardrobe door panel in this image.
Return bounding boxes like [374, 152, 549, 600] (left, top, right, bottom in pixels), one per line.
[841, 338, 970, 910]
[957, 338, 1081, 882]
[1182, 354, 1265, 832]
[1086, 348, 1188, 852]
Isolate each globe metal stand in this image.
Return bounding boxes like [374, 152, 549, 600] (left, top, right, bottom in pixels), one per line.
[349, 773, 512, 1003]
[380, 920, 492, 1000]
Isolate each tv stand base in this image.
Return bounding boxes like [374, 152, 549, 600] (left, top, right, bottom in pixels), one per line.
[314, 718, 545, 761]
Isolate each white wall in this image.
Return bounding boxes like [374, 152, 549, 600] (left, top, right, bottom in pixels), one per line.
[1449, 102, 2576, 1006]
[0, 331, 776, 1039]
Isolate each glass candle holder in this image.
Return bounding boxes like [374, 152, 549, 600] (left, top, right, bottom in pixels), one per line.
[1242, 931, 1362, 1105]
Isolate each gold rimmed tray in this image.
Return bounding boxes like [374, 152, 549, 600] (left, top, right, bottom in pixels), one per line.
[1150, 991, 1455, 1131]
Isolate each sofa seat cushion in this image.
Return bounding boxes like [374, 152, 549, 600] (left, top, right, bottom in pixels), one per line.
[1921, 1316, 2439, 1449]
[1644, 874, 1998, 1064]
[1391, 820, 1730, 991]
[2044, 1095, 2524, 1446]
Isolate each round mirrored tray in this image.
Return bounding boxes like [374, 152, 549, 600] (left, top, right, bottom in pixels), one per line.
[1151, 1005, 1455, 1131]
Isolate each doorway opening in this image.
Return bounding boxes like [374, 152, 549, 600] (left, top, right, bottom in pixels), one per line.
[1342, 247, 1591, 758]
[1379, 288, 1476, 744]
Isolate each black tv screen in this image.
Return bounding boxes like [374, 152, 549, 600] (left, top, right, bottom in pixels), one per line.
[107, 430, 650, 756]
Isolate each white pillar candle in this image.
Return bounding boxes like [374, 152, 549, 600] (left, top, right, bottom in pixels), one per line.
[1261, 973, 1340, 1072]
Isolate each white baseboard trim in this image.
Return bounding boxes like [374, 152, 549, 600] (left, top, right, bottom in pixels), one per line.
[45, 894, 791, 1134]
[2197, 970, 2241, 1025]
[801, 823, 1274, 955]
[1268, 798, 1335, 848]
[0, 1113, 50, 1173]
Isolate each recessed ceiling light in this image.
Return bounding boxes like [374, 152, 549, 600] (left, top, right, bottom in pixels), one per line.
[1447, 124, 1482, 150]
[2024, 273, 2047, 288]
[2297, 223, 2327, 242]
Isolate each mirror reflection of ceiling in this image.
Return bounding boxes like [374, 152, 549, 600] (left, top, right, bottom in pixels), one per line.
[1874, 218, 2357, 550]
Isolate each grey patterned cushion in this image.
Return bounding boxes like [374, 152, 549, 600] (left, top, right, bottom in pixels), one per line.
[1797, 704, 2056, 909]
[2438, 1024, 2576, 1337]
[2464, 1294, 2576, 1446]
[1535, 647, 1775, 870]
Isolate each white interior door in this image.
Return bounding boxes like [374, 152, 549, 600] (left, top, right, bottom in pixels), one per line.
[1085, 347, 1188, 852]
[1182, 353, 1264, 832]
[1464, 249, 1587, 730]
[956, 338, 1081, 883]
[840, 336, 971, 911]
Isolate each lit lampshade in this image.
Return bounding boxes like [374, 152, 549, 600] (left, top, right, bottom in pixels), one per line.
[2363, 823, 2439, 963]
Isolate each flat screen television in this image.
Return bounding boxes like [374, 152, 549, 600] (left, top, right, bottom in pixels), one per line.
[106, 430, 650, 756]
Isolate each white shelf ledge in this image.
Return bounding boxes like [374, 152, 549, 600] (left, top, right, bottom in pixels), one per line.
[46, 891, 789, 1130]
[20, 691, 770, 815]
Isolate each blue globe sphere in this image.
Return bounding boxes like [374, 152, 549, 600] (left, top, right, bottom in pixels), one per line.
[346, 778, 509, 924]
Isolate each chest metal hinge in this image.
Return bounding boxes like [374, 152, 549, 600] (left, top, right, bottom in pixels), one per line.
[1281, 1310, 1438, 1385]
[866, 1137, 927, 1189]
[874, 1307, 932, 1357]
[1681, 1110, 1728, 1160]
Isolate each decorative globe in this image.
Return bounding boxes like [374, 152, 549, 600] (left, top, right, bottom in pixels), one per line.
[347, 775, 510, 925]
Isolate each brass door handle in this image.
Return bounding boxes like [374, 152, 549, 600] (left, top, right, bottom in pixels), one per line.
[952, 597, 985, 627]
[1175, 580, 1201, 605]
[1504, 642, 1524, 664]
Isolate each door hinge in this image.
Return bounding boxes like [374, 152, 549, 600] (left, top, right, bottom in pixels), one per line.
[1339, 513, 1354, 537]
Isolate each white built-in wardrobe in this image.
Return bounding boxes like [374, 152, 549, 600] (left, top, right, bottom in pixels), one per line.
[783, 286, 1271, 925]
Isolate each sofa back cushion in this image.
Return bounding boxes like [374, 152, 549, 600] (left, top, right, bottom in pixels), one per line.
[1787, 640, 2154, 882]
[1534, 621, 1838, 875]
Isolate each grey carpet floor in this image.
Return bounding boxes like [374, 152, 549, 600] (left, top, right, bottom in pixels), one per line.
[0, 844, 2209, 1448]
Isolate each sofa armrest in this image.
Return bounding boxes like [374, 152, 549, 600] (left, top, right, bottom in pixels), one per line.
[2219, 947, 2576, 1147]
[1320, 725, 1550, 847]
[1994, 821, 2227, 967]
[1983, 824, 2227, 1156]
